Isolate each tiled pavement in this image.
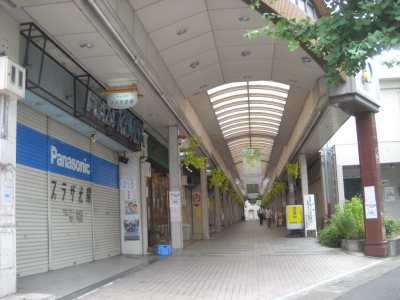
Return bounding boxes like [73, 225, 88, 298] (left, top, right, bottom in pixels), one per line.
[46, 219, 397, 300]
[9, 219, 400, 300]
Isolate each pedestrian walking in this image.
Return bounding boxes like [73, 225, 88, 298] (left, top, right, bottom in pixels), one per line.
[258, 206, 265, 225]
[265, 205, 273, 227]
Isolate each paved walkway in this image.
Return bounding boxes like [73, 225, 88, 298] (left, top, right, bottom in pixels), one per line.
[11, 219, 399, 300]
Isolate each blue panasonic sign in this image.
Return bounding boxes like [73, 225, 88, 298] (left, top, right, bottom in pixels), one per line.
[50, 145, 91, 175]
[17, 123, 119, 188]
[49, 137, 91, 181]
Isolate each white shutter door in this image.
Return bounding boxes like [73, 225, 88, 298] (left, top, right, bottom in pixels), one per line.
[15, 165, 49, 277]
[92, 143, 121, 260]
[48, 120, 94, 270]
[16, 104, 49, 277]
[50, 174, 94, 270]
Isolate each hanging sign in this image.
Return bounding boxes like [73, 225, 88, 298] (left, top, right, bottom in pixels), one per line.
[101, 85, 143, 109]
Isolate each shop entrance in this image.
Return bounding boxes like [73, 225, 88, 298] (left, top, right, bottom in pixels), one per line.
[147, 171, 170, 244]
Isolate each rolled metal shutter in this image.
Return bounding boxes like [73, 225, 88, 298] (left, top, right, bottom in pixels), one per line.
[49, 173, 94, 270]
[16, 105, 49, 277]
[92, 143, 120, 260]
[48, 119, 94, 270]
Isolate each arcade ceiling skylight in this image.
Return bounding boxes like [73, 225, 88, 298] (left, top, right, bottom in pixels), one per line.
[207, 81, 290, 193]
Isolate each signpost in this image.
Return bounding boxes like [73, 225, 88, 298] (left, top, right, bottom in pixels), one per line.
[303, 194, 317, 238]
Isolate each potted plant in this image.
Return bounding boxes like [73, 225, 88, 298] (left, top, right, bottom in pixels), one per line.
[148, 227, 162, 247]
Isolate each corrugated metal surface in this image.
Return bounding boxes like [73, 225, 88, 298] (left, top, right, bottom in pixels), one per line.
[16, 104, 49, 277]
[16, 103, 120, 274]
[48, 119, 90, 152]
[15, 165, 49, 277]
[50, 173, 94, 270]
[92, 143, 118, 164]
[92, 143, 120, 260]
[17, 103, 47, 134]
[92, 184, 120, 260]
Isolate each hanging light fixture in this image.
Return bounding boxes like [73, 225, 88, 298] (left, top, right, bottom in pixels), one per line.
[101, 84, 143, 109]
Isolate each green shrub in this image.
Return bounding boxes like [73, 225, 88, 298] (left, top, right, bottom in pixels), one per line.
[319, 223, 342, 247]
[319, 195, 365, 247]
[385, 215, 400, 238]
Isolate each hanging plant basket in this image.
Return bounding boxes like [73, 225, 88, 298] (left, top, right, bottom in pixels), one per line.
[286, 162, 299, 179]
[180, 136, 207, 169]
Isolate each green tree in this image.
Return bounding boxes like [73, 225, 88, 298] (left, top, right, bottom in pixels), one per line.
[246, 0, 400, 86]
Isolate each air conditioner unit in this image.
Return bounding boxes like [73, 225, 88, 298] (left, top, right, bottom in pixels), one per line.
[0, 57, 26, 100]
[181, 175, 188, 186]
[144, 162, 151, 178]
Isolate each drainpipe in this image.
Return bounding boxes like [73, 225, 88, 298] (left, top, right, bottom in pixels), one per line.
[323, 147, 332, 217]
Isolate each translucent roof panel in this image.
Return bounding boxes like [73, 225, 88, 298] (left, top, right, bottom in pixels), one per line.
[207, 81, 290, 188]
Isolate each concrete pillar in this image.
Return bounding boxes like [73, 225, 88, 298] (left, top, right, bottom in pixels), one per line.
[0, 7, 20, 297]
[140, 133, 149, 255]
[299, 154, 308, 203]
[120, 151, 142, 254]
[215, 185, 221, 232]
[0, 94, 18, 297]
[355, 111, 388, 257]
[168, 126, 183, 252]
[228, 197, 233, 225]
[200, 163, 209, 239]
[288, 175, 295, 205]
[281, 187, 286, 207]
[223, 190, 228, 228]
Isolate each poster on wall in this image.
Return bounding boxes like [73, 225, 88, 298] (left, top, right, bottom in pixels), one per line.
[170, 207, 182, 222]
[384, 187, 395, 201]
[124, 217, 140, 241]
[122, 176, 140, 241]
[364, 186, 377, 219]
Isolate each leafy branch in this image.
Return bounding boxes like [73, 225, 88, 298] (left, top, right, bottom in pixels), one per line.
[261, 181, 286, 206]
[246, 0, 400, 86]
[180, 136, 207, 169]
[209, 166, 229, 190]
[228, 188, 245, 207]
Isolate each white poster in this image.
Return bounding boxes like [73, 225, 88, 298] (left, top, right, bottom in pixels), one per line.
[169, 191, 181, 208]
[364, 186, 377, 219]
[303, 194, 317, 231]
[170, 207, 181, 222]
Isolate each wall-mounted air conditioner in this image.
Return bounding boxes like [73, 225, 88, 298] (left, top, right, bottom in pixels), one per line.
[181, 175, 188, 186]
[144, 162, 151, 178]
[0, 57, 26, 100]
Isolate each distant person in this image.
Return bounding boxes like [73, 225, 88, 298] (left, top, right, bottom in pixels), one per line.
[258, 206, 265, 225]
[265, 205, 273, 228]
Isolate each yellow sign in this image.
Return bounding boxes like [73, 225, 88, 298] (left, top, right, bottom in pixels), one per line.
[287, 205, 303, 224]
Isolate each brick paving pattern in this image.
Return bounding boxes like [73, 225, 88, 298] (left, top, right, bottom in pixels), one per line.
[79, 220, 381, 300]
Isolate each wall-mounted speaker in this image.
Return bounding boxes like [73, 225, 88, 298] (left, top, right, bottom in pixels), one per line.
[118, 155, 129, 164]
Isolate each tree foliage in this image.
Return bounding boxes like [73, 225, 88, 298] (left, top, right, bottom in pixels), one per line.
[246, 0, 400, 86]
[180, 136, 207, 169]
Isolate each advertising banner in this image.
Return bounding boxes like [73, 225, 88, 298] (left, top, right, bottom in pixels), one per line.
[286, 205, 304, 230]
[242, 148, 261, 184]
